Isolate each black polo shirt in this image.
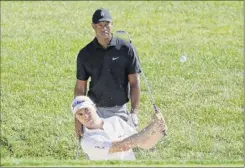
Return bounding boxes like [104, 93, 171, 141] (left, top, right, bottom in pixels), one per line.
[76, 36, 141, 107]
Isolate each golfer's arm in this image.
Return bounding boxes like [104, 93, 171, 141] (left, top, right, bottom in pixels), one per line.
[135, 114, 166, 149]
[74, 80, 87, 138]
[108, 122, 159, 153]
[128, 74, 140, 113]
[109, 133, 140, 153]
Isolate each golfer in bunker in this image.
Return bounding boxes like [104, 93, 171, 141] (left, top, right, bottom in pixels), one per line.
[71, 96, 167, 160]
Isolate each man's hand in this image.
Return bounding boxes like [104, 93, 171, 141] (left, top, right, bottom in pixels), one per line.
[153, 111, 168, 139]
[152, 112, 167, 136]
[135, 112, 167, 149]
[127, 113, 139, 129]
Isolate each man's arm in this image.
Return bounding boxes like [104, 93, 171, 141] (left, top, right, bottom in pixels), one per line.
[109, 112, 166, 153]
[74, 80, 87, 138]
[128, 73, 140, 114]
[135, 112, 167, 149]
[74, 80, 87, 97]
[109, 137, 136, 153]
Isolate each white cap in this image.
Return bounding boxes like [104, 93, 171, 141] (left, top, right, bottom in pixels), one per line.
[70, 96, 94, 115]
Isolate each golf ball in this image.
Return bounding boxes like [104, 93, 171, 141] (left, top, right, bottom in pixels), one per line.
[180, 56, 187, 62]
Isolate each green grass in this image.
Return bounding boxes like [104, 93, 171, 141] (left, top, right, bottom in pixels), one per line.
[1, 1, 244, 167]
[1, 158, 244, 167]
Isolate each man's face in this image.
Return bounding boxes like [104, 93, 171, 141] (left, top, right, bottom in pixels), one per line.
[92, 21, 113, 39]
[75, 105, 99, 129]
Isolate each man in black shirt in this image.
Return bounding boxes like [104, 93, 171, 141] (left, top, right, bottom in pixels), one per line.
[74, 8, 141, 139]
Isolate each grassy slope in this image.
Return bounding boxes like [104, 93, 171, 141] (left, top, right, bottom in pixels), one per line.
[1, 1, 244, 166]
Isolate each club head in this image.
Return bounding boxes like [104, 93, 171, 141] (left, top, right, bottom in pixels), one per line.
[115, 30, 132, 43]
[115, 30, 127, 34]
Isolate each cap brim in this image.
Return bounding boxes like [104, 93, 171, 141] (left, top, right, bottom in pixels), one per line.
[97, 18, 112, 23]
[73, 103, 94, 115]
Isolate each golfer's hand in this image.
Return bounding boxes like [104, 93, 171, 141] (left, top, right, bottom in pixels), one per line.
[127, 113, 138, 129]
[136, 113, 167, 149]
[152, 112, 167, 136]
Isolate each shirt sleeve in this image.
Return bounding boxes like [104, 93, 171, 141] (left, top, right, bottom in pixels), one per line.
[81, 135, 112, 158]
[127, 44, 141, 75]
[76, 50, 89, 80]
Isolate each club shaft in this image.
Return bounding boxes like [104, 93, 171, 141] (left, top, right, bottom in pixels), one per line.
[133, 47, 159, 113]
[115, 30, 159, 113]
[75, 136, 81, 160]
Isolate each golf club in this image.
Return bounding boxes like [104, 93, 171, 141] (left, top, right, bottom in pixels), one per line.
[115, 30, 159, 114]
[116, 30, 167, 136]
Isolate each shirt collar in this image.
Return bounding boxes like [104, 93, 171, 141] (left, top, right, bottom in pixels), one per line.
[83, 118, 107, 134]
[83, 118, 117, 137]
[92, 34, 117, 49]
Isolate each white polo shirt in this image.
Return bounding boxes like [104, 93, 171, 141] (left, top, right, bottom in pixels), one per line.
[81, 116, 137, 160]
